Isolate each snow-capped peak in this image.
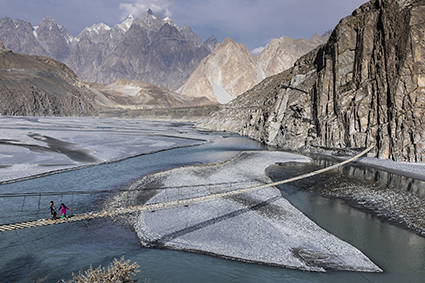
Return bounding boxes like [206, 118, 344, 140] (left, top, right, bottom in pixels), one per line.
[33, 25, 39, 38]
[86, 22, 111, 34]
[163, 17, 177, 28]
[116, 15, 134, 33]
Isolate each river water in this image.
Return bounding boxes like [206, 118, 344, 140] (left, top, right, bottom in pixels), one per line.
[0, 134, 424, 282]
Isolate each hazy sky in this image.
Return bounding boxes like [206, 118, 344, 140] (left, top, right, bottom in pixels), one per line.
[0, 0, 367, 53]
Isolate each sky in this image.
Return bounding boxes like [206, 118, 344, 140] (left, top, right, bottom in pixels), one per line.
[0, 0, 367, 53]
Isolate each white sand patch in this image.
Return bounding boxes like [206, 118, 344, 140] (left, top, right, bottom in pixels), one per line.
[0, 116, 220, 183]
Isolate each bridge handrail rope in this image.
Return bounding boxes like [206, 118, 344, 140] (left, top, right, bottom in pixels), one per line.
[0, 181, 253, 198]
[0, 145, 374, 233]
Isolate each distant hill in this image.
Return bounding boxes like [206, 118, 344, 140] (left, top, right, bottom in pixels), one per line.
[0, 40, 100, 116]
[89, 79, 214, 109]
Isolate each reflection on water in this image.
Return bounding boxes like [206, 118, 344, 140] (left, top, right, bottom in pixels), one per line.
[268, 158, 425, 237]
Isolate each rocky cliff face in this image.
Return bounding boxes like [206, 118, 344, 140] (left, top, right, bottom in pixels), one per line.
[198, 0, 425, 163]
[178, 34, 328, 103]
[0, 42, 101, 116]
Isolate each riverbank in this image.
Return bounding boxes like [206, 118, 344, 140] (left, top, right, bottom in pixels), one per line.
[266, 152, 425, 238]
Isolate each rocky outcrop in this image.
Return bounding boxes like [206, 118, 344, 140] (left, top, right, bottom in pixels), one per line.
[178, 34, 327, 103]
[0, 41, 9, 52]
[198, 0, 425, 163]
[0, 44, 101, 116]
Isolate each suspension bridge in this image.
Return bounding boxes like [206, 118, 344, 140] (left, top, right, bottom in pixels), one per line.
[0, 145, 374, 233]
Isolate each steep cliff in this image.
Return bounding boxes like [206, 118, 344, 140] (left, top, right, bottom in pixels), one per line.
[198, 0, 425, 163]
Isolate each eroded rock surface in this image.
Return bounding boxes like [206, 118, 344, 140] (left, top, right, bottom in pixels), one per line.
[198, 0, 425, 162]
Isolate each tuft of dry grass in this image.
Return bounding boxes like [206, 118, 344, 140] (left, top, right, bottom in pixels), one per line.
[72, 256, 140, 283]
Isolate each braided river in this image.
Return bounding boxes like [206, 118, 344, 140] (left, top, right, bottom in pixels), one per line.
[0, 117, 424, 282]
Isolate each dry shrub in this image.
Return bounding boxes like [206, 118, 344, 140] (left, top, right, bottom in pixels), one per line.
[72, 256, 140, 283]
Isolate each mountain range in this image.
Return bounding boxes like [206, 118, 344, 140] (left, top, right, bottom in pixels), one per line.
[0, 39, 214, 116]
[0, 11, 327, 103]
[0, 10, 217, 91]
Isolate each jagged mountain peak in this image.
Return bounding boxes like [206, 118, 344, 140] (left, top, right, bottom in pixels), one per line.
[86, 22, 111, 33]
[163, 16, 178, 28]
[115, 15, 134, 33]
[39, 17, 57, 25]
[179, 24, 203, 48]
[204, 35, 218, 52]
[77, 22, 111, 41]
[178, 37, 259, 104]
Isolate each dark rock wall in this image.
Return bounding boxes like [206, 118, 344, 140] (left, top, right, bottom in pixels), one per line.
[198, 0, 425, 162]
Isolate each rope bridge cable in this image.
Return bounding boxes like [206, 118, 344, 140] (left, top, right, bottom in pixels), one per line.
[0, 181, 252, 198]
[0, 145, 375, 233]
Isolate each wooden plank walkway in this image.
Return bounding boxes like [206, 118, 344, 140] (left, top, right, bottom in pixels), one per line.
[0, 145, 374, 233]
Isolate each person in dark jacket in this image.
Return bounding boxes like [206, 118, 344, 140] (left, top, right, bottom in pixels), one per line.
[47, 201, 57, 220]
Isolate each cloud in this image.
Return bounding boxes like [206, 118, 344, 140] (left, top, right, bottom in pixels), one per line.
[119, 0, 172, 20]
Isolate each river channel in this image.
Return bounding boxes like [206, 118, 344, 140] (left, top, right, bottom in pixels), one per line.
[0, 133, 424, 282]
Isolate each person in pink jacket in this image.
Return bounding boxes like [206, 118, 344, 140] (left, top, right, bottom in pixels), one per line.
[58, 203, 70, 219]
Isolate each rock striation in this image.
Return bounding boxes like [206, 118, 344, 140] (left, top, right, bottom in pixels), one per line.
[197, 0, 425, 163]
[178, 34, 328, 103]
